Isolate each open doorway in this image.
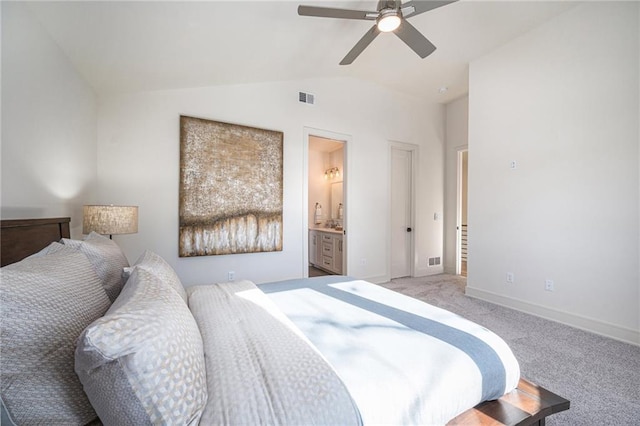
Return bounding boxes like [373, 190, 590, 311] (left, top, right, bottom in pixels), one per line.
[456, 148, 468, 276]
[306, 133, 346, 277]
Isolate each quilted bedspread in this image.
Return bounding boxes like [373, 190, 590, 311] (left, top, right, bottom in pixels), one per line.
[260, 276, 521, 425]
[187, 280, 361, 425]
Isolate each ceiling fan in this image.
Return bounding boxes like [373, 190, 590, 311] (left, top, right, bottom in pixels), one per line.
[298, 0, 458, 65]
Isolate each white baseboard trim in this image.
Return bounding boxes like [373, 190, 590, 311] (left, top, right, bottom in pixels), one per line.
[465, 286, 640, 346]
[415, 266, 444, 277]
[362, 274, 390, 285]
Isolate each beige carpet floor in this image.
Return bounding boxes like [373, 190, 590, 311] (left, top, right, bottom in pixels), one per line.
[379, 274, 640, 426]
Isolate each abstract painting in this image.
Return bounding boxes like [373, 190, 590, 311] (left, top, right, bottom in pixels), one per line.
[179, 116, 283, 257]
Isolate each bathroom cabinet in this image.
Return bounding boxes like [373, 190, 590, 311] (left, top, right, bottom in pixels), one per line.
[309, 229, 343, 274]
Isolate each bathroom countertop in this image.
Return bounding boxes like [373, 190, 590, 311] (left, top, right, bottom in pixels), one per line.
[309, 227, 344, 234]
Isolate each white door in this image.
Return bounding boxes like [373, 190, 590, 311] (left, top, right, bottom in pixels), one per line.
[391, 147, 413, 279]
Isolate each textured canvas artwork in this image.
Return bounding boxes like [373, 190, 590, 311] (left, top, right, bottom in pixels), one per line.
[179, 116, 283, 257]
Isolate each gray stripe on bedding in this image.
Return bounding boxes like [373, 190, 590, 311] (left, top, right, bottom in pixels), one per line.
[260, 276, 506, 401]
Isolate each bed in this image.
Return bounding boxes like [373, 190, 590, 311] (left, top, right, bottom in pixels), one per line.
[0, 217, 569, 425]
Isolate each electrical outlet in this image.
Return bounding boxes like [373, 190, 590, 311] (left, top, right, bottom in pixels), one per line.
[228, 271, 235, 282]
[506, 272, 514, 284]
[545, 279, 554, 291]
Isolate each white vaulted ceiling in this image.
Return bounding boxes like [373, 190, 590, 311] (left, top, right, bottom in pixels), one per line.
[26, 0, 578, 103]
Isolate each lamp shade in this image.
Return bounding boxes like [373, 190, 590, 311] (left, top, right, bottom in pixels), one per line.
[83, 205, 138, 236]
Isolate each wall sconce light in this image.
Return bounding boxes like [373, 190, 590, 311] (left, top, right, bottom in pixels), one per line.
[324, 167, 340, 180]
[83, 205, 139, 239]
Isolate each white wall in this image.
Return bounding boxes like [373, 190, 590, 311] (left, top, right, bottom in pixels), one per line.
[308, 149, 330, 226]
[444, 96, 468, 274]
[97, 78, 444, 285]
[467, 2, 639, 344]
[1, 2, 97, 237]
[329, 147, 344, 223]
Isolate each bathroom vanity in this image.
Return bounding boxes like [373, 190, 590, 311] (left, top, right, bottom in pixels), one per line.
[309, 228, 343, 274]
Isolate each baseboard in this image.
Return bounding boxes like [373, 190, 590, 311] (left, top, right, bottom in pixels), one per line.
[361, 274, 391, 285]
[415, 266, 444, 277]
[465, 286, 640, 346]
[443, 266, 456, 275]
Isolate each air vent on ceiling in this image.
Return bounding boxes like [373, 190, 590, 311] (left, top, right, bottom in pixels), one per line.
[299, 91, 315, 105]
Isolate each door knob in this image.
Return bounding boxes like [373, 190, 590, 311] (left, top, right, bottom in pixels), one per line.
[406, 227, 412, 232]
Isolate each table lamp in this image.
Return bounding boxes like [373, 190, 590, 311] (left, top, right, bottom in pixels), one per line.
[83, 205, 138, 239]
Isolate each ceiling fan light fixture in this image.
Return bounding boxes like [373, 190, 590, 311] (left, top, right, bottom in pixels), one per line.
[377, 10, 401, 32]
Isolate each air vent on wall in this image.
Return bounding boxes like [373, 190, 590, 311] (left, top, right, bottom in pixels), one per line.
[299, 91, 315, 105]
[428, 257, 441, 266]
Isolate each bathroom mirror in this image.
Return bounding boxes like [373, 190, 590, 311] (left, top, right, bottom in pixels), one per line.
[331, 182, 343, 220]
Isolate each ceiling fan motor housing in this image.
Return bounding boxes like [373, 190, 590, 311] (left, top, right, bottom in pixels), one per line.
[377, 0, 402, 12]
[376, 0, 404, 32]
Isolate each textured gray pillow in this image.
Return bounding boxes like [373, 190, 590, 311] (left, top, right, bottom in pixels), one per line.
[0, 245, 111, 425]
[63, 231, 129, 302]
[76, 268, 207, 426]
[128, 250, 188, 302]
[24, 240, 65, 258]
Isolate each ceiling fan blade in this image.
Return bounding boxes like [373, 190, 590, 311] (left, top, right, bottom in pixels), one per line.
[340, 25, 380, 65]
[298, 5, 375, 20]
[394, 19, 436, 58]
[402, 0, 458, 19]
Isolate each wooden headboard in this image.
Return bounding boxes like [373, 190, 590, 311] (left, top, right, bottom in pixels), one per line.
[1, 217, 71, 267]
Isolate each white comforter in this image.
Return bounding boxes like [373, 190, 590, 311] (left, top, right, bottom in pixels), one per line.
[260, 276, 521, 425]
[187, 280, 361, 425]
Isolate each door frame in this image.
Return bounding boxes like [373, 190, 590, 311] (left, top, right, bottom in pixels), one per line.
[388, 141, 418, 280]
[456, 146, 468, 275]
[303, 127, 351, 277]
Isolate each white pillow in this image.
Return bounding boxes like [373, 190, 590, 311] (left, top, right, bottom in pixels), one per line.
[63, 232, 129, 302]
[127, 250, 187, 302]
[75, 268, 207, 425]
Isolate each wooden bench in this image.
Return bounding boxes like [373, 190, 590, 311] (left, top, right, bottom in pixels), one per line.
[448, 378, 570, 425]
